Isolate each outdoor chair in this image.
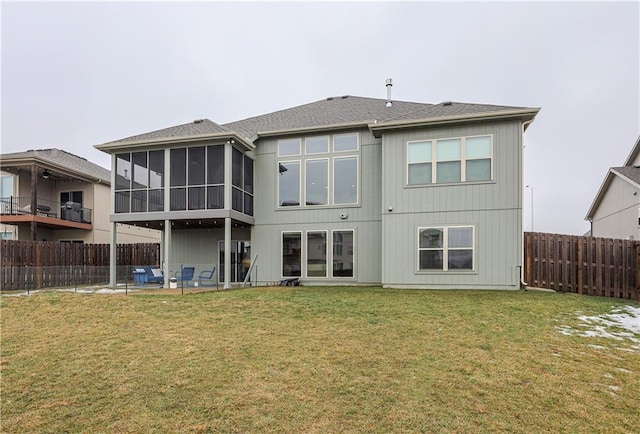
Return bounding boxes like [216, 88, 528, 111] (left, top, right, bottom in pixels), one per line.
[198, 266, 217, 288]
[174, 266, 195, 286]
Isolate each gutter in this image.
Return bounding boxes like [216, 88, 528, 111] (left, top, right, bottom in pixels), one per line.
[369, 108, 541, 138]
[94, 131, 255, 152]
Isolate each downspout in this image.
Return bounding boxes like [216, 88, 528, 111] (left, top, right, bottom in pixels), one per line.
[520, 118, 535, 288]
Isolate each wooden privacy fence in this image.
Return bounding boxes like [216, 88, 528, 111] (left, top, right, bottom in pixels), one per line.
[0, 241, 160, 290]
[524, 232, 639, 301]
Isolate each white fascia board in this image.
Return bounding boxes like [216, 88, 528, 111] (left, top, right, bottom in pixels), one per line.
[94, 132, 255, 152]
[585, 168, 640, 221]
[623, 135, 640, 166]
[368, 108, 541, 138]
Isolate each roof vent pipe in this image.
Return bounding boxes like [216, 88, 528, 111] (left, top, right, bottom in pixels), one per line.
[385, 78, 393, 107]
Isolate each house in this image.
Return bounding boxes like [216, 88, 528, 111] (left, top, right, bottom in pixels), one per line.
[586, 136, 640, 240]
[95, 89, 539, 289]
[0, 148, 161, 243]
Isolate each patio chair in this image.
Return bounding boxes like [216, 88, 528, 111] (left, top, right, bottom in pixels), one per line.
[198, 266, 217, 288]
[174, 266, 195, 286]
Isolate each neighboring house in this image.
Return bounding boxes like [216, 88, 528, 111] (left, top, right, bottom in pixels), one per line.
[0, 149, 161, 243]
[95, 91, 539, 289]
[586, 136, 640, 240]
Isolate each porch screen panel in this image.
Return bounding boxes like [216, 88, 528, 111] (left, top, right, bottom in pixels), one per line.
[132, 152, 148, 189]
[115, 154, 131, 190]
[188, 147, 205, 186]
[170, 148, 186, 187]
[115, 191, 130, 213]
[148, 189, 164, 212]
[149, 150, 164, 188]
[131, 190, 147, 213]
[207, 145, 224, 184]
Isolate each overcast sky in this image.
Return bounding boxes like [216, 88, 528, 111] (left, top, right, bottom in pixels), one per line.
[1, 1, 638, 235]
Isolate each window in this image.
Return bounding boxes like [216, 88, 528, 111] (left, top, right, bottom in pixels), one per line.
[1, 232, 13, 240]
[282, 232, 302, 277]
[333, 133, 358, 152]
[407, 135, 492, 185]
[278, 132, 359, 208]
[333, 230, 354, 277]
[279, 161, 300, 207]
[418, 226, 474, 271]
[306, 159, 328, 205]
[282, 229, 354, 278]
[307, 231, 327, 277]
[278, 138, 301, 156]
[305, 136, 329, 154]
[334, 157, 358, 204]
[60, 191, 83, 206]
[1, 175, 14, 199]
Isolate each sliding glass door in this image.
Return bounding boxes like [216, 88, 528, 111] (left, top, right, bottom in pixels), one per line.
[218, 241, 251, 283]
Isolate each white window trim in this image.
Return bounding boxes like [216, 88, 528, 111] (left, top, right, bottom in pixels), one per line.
[304, 135, 330, 155]
[278, 159, 302, 208]
[304, 158, 330, 207]
[305, 230, 328, 278]
[407, 134, 493, 186]
[280, 229, 356, 279]
[332, 156, 359, 205]
[281, 231, 303, 278]
[333, 132, 360, 153]
[417, 225, 475, 272]
[277, 132, 360, 209]
[331, 229, 356, 279]
[278, 138, 302, 157]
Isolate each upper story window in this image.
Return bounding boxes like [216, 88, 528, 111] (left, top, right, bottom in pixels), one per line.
[407, 135, 492, 185]
[116, 150, 164, 213]
[278, 132, 359, 208]
[0, 175, 14, 199]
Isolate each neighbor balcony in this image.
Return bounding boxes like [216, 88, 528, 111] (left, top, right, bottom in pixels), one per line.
[0, 196, 93, 229]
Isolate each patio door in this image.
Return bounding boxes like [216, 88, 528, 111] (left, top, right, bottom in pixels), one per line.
[218, 241, 251, 284]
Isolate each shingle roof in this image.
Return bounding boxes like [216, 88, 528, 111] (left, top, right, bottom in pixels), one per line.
[223, 96, 531, 138]
[0, 148, 110, 183]
[98, 95, 537, 147]
[103, 118, 230, 145]
[612, 166, 640, 185]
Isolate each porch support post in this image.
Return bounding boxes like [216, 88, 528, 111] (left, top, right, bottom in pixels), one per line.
[224, 217, 231, 290]
[30, 164, 38, 240]
[109, 221, 117, 287]
[164, 219, 171, 288]
[224, 138, 233, 290]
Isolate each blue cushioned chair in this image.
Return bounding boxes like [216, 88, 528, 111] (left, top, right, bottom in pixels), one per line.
[174, 267, 195, 286]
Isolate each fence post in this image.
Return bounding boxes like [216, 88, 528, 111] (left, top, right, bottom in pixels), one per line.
[577, 238, 583, 295]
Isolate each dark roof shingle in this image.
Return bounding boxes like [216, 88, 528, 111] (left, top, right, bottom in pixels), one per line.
[0, 148, 110, 183]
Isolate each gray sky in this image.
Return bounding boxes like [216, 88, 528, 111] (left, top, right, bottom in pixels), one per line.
[1, 1, 638, 235]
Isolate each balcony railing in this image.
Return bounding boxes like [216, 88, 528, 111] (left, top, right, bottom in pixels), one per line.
[0, 196, 93, 224]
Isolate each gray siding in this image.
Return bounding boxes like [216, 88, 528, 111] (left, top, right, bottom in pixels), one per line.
[251, 128, 383, 284]
[381, 120, 524, 289]
[591, 175, 639, 240]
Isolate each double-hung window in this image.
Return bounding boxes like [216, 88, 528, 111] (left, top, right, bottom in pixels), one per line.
[278, 133, 359, 208]
[418, 226, 474, 271]
[407, 135, 492, 185]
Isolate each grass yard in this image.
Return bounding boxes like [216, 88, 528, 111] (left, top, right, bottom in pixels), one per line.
[1, 287, 639, 433]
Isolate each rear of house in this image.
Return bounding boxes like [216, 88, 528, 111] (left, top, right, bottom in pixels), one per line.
[96, 92, 538, 289]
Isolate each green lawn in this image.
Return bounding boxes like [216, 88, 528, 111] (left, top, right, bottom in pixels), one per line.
[1, 287, 639, 433]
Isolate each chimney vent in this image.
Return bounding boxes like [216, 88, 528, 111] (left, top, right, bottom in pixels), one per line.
[385, 78, 393, 107]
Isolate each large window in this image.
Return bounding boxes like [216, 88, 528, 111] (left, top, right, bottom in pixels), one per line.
[116, 150, 164, 213]
[408, 135, 492, 185]
[278, 132, 359, 208]
[418, 226, 474, 271]
[282, 229, 354, 278]
[282, 232, 302, 277]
